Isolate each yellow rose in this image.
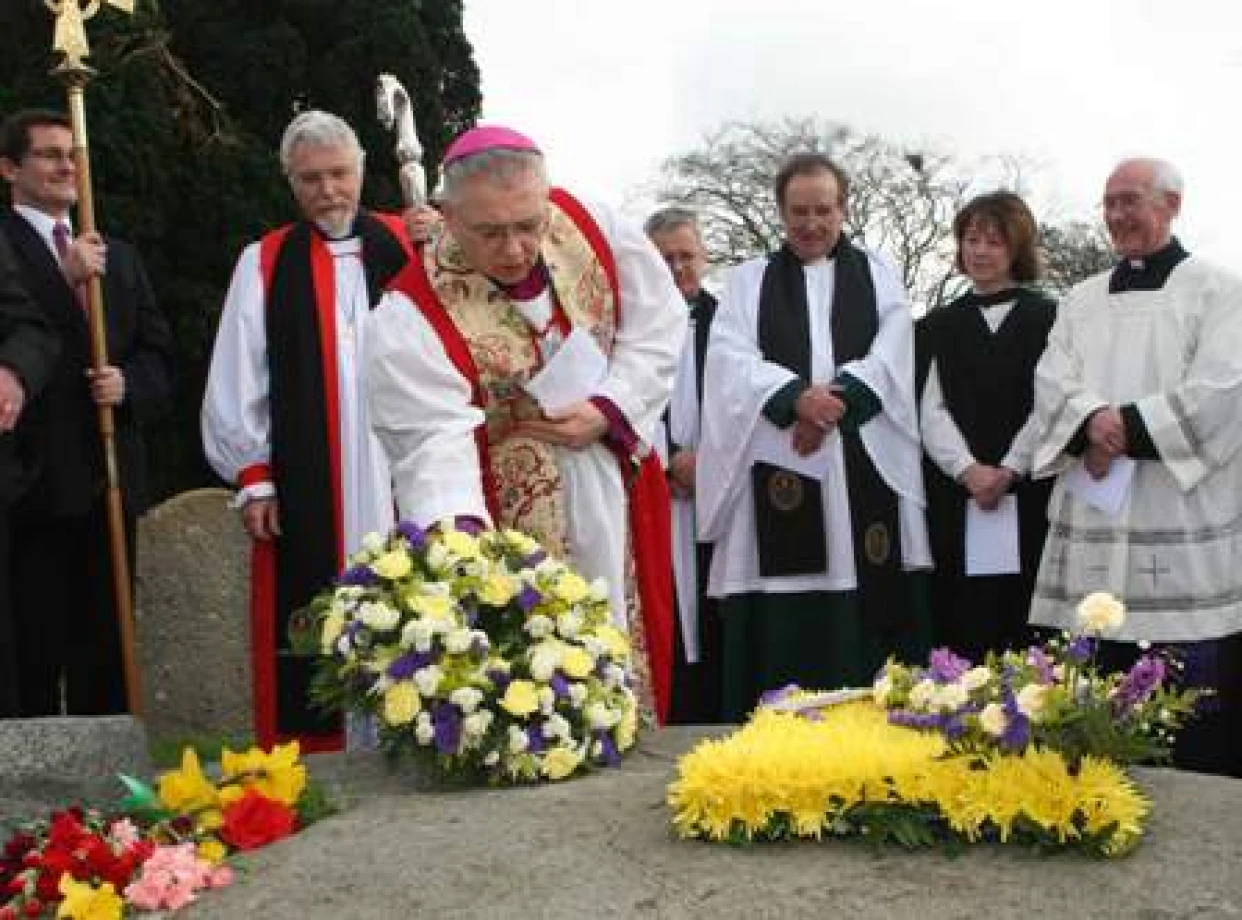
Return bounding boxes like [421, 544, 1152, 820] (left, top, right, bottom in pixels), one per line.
[478, 573, 517, 607]
[441, 529, 481, 559]
[593, 624, 631, 661]
[371, 550, 413, 580]
[978, 702, 1008, 737]
[383, 681, 421, 726]
[406, 591, 454, 622]
[561, 646, 595, 680]
[1015, 683, 1048, 722]
[500, 679, 540, 717]
[1077, 591, 1126, 635]
[503, 529, 540, 556]
[554, 572, 589, 605]
[541, 745, 582, 781]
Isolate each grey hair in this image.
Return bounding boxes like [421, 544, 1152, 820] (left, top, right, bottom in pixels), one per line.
[644, 206, 702, 239]
[279, 110, 365, 177]
[1119, 156, 1184, 197]
[440, 148, 546, 201]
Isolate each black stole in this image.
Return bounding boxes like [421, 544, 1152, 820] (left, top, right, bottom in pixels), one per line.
[266, 212, 408, 737]
[755, 241, 903, 624]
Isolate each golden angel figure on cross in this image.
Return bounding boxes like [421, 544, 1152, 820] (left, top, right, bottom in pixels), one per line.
[46, 0, 134, 72]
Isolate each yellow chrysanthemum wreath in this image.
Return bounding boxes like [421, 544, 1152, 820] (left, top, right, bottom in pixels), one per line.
[667, 701, 1149, 856]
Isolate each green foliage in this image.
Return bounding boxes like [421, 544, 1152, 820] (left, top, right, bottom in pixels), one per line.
[0, 0, 480, 500]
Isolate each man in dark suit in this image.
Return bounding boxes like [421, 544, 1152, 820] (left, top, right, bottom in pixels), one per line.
[0, 109, 172, 716]
[645, 207, 720, 723]
[0, 230, 60, 717]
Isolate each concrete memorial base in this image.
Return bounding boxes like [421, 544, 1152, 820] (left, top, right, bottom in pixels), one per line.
[183, 727, 1242, 919]
[0, 716, 149, 821]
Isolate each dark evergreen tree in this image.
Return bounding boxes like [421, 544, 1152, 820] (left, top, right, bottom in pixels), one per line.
[0, 0, 481, 499]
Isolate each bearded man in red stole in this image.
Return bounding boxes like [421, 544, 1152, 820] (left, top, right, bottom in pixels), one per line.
[365, 126, 684, 721]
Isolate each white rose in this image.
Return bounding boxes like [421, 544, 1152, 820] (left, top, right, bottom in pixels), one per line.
[463, 710, 493, 738]
[401, 619, 434, 653]
[1015, 683, 1048, 721]
[415, 719, 435, 745]
[450, 686, 484, 713]
[544, 713, 571, 740]
[413, 665, 444, 698]
[361, 532, 386, 554]
[590, 740, 603, 758]
[444, 628, 474, 655]
[358, 601, 400, 632]
[1076, 591, 1126, 635]
[526, 615, 555, 640]
[529, 642, 562, 682]
[602, 664, 626, 688]
[978, 703, 1008, 737]
[508, 725, 530, 753]
[568, 682, 589, 708]
[556, 610, 584, 639]
[908, 678, 936, 711]
[483, 750, 501, 767]
[931, 682, 969, 712]
[585, 702, 619, 730]
[426, 541, 450, 571]
[961, 667, 992, 692]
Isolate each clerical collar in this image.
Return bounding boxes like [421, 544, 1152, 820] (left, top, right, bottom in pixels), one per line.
[1109, 237, 1189, 294]
[960, 287, 1021, 309]
[492, 261, 549, 301]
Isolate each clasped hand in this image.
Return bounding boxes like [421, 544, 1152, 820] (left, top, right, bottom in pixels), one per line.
[512, 400, 608, 450]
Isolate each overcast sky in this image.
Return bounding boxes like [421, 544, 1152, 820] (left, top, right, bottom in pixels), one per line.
[463, 0, 1242, 271]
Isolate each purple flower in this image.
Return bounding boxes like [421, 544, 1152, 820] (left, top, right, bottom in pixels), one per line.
[387, 651, 434, 680]
[549, 672, 570, 700]
[522, 550, 549, 568]
[337, 565, 379, 587]
[1115, 655, 1166, 709]
[526, 725, 546, 754]
[395, 520, 428, 551]
[888, 710, 943, 731]
[432, 702, 463, 755]
[1065, 635, 1096, 664]
[470, 635, 491, 659]
[594, 731, 622, 766]
[928, 648, 971, 683]
[516, 584, 542, 613]
[999, 689, 1031, 751]
[486, 667, 511, 690]
[1026, 647, 1056, 684]
[453, 515, 485, 536]
[759, 683, 801, 706]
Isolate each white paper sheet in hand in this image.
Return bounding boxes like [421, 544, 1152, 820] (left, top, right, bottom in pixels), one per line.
[1063, 455, 1136, 515]
[965, 494, 1021, 576]
[521, 327, 609, 413]
[750, 417, 831, 479]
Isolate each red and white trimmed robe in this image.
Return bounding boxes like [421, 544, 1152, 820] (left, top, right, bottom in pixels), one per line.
[202, 213, 410, 750]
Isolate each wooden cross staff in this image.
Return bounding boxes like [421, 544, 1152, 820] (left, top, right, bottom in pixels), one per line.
[45, 0, 143, 717]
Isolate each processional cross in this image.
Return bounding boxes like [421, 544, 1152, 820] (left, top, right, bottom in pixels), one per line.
[375, 73, 427, 207]
[44, 0, 144, 716]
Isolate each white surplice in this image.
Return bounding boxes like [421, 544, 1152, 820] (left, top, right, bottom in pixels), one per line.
[363, 199, 685, 629]
[697, 248, 931, 599]
[666, 309, 702, 661]
[1030, 257, 1242, 641]
[201, 237, 395, 555]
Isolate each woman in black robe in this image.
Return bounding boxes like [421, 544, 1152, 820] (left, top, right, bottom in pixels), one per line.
[916, 192, 1056, 663]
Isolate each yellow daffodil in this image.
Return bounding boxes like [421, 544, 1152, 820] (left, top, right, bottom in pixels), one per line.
[500, 679, 540, 717]
[197, 837, 229, 865]
[406, 591, 455, 622]
[220, 741, 306, 807]
[157, 747, 220, 815]
[57, 876, 123, 920]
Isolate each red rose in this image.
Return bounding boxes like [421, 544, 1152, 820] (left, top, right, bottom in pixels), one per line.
[20, 900, 41, 919]
[0, 902, 18, 920]
[219, 790, 297, 851]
